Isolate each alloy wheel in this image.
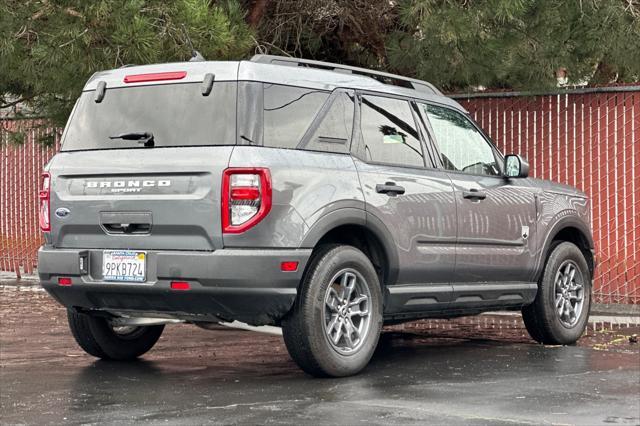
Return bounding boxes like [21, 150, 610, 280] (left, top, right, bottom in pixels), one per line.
[553, 260, 585, 328]
[322, 268, 372, 355]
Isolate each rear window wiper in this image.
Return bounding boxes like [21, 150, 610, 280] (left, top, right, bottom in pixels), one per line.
[109, 132, 154, 147]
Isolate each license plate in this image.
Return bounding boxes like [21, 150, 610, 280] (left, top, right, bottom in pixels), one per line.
[102, 250, 146, 282]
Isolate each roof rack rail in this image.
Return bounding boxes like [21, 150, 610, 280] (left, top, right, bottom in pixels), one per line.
[250, 55, 442, 96]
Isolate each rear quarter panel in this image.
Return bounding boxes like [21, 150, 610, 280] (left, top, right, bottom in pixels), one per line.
[224, 146, 365, 248]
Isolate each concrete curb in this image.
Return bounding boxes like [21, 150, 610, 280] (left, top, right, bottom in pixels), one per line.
[590, 303, 640, 317]
[0, 272, 39, 283]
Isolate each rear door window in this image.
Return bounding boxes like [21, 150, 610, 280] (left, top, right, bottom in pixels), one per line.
[61, 82, 236, 151]
[263, 84, 329, 149]
[359, 95, 425, 167]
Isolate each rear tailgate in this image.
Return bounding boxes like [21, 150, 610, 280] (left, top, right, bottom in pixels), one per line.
[45, 62, 240, 251]
[48, 146, 232, 251]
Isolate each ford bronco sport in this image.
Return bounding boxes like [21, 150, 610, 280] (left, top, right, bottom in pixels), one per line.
[38, 55, 595, 377]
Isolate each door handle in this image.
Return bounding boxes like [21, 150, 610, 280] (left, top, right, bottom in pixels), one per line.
[103, 222, 151, 234]
[376, 182, 405, 196]
[462, 188, 487, 200]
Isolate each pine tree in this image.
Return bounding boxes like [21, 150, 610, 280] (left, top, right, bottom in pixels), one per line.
[251, 0, 639, 91]
[2, 0, 639, 142]
[0, 0, 254, 138]
[387, 0, 640, 91]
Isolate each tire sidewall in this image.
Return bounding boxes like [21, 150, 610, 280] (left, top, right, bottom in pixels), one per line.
[88, 317, 164, 360]
[303, 246, 383, 377]
[541, 242, 592, 343]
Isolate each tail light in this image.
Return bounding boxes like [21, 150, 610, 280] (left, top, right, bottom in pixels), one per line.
[222, 168, 271, 233]
[39, 172, 51, 232]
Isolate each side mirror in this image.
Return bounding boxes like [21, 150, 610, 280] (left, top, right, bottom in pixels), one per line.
[504, 154, 529, 178]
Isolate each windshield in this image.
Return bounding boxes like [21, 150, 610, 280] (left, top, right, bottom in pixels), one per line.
[61, 82, 236, 151]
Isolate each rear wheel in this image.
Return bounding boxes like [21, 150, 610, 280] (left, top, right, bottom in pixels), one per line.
[522, 242, 591, 345]
[67, 310, 164, 360]
[282, 245, 383, 377]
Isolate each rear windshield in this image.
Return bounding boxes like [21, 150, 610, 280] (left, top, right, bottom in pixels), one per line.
[61, 82, 236, 151]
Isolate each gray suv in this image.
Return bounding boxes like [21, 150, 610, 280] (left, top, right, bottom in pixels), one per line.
[38, 55, 595, 377]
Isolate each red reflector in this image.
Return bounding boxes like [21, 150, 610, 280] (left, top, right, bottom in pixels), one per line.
[230, 186, 260, 200]
[58, 277, 72, 286]
[124, 71, 187, 83]
[170, 281, 190, 290]
[281, 261, 299, 272]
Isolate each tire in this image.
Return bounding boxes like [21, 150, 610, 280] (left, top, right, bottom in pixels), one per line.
[67, 310, 164, 360]
[522, 241, 591, 345]
[282, 244, 383, 377]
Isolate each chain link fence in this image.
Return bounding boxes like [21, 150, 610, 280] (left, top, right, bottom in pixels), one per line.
[1, 86, 638, 303]
[454, 87, 639, 304]
[1, 120, 59, 277]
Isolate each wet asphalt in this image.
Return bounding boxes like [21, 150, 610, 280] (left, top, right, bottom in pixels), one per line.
[3, 333, 640, 424]
[1, 283, 639, 425]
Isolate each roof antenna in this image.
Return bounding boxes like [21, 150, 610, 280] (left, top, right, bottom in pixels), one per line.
[181, 24, 205, 62]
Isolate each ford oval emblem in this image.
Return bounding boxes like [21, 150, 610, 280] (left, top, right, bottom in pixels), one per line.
[55, 207, 71, 219]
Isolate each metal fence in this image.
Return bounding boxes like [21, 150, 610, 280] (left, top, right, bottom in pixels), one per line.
[454, 87, 639, 304]
[0, 120, 59, 277]
[1, 86, 638, 303]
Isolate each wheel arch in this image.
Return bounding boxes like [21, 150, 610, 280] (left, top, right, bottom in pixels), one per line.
[300, 208, 399, 288]
[536, 217, 595, 282]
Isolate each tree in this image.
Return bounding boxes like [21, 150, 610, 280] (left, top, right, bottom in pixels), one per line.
[2, 0, 639, 144]
[387, 0, 640, 91]
[0, 0, 254, 141]
[251, 0, 397, 69]
[252, 0, 639, 91]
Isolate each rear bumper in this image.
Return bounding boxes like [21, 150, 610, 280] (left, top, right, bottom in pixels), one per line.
[38, 246, 311, 325]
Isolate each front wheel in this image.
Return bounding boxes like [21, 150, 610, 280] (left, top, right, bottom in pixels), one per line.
[67, 310, 164, 360]
[282, 245, 383, 377]
[522, 241, 591, 345]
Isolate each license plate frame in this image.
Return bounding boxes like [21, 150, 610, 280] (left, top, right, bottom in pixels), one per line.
[102, 250, 146, 282]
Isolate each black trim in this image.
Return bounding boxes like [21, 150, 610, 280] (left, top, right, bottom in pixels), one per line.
[363, 212, 401, 286]
[300, 207, 367, 248]
[43, 283, 296, 326]
[385, 281, 537, 320]
[385, 284, 452, 314]
[534, 217, 595, 282]
[410, 101, 440, 169]
[298, 207, 400, 288]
